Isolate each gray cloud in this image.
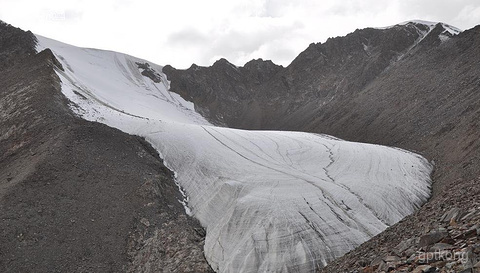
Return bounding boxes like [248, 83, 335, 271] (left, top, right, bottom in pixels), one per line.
[203, 21, 303, 65]
[328, 0, 389, 16]
[167, 28, 210, 47]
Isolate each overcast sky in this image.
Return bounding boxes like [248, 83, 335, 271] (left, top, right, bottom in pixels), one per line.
[1, 0, 479, 68]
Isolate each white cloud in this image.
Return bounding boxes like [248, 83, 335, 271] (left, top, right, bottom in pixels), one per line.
[453, 4, 480, 30]
[1, 0, 479, 68]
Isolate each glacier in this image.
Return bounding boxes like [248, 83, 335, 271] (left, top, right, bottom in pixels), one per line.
[36, 35, 433, 272]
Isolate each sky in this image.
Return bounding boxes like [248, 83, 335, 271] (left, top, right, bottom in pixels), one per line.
[1, 0, 479, 68]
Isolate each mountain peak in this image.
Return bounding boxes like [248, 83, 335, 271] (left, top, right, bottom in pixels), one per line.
[213, 57, 234, 66]
[243, 58, 282, 70]
[400, 19, 442, 26]
[383, 20, 462, 35]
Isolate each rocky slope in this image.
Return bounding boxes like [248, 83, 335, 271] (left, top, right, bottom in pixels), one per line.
[0, 21, 212, 272]
[320, 176, 480, 273]
[164, 21, 480, 272]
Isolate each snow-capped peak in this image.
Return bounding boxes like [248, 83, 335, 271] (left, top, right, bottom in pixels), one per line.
[399, 20, 462, 34]
[377, 20, 462, 35]
[399, 20, 440, 27]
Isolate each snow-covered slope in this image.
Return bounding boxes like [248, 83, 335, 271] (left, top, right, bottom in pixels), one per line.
[36, 35, 433, 272]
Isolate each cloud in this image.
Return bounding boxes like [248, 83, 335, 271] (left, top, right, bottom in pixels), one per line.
[328, 0, 390, 16]
[454, 4, 480, 30]
[1, 0, 479, 69]
[260, 0, 296, 18]
[161, 9, 306, 66]
[167, 28, 209, 46]
[206, 19, 302, 55]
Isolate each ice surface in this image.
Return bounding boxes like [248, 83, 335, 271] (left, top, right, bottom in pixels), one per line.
[36, 35, 433, 272]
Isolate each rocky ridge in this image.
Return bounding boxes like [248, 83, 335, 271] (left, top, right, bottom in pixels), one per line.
[163, 22, 446, 129]
[163, 57, 283, 127]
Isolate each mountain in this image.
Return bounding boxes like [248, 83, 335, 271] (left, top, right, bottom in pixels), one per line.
[163, 20, 480, 272]
[1, 19, 478, 273]
[163, 21, 461, 130]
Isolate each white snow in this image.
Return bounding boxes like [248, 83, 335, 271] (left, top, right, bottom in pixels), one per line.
[36, 35, 433, 272]
[398, 20, 439, 28]
[36, 36, 209, 126]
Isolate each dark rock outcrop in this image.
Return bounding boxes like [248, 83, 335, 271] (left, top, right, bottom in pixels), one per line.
[136, 62, 162, 83]
[163, 57, 283, 126]
[0, 20, 37, 71]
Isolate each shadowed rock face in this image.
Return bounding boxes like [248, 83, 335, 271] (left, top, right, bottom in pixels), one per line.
[0, 21, 213, 273]
[0, 21, 37, 71]
[163, 58, 283, 127]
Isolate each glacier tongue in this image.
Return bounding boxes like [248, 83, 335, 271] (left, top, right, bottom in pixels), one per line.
[36, 35, 433, 272]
